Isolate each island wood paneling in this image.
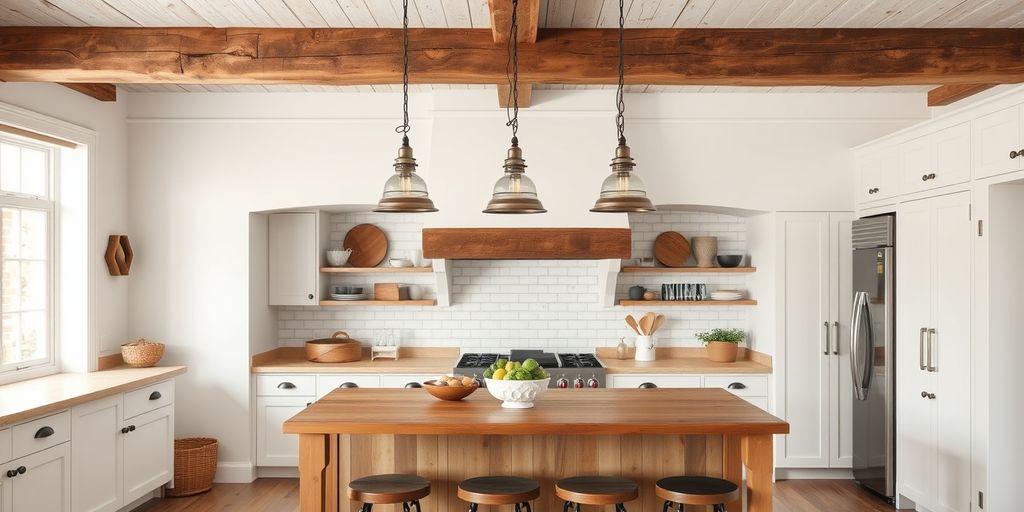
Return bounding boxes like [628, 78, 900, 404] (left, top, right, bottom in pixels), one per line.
[335, 434, 730, 512]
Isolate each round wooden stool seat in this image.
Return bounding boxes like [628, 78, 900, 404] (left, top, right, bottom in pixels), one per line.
[555, 476, 639, 505]
[458, 476, 541, 505]
[348, 474, 430, 504]
[655, 476, 739, 506]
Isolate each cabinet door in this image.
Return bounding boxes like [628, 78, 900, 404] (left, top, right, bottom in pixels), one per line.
[257, 397, 308, 466]
[72, 395, 123, 512]
[9, 443, 71, 512]
[608, 375, 702, 389]
[269, 212, 318, 306]
[123, 406, 173, 503]
[0, 470, 9, 512]
[829, 213, 854, 468]
[974, 105, 1022, 179]
[900, 134, 934, 195]
[896, 198, 936, 505]
[929, 192, 973, 512]
[932, 123, 972, 189]
[776, 213, 831, 468]
[856, 146, 899, 204]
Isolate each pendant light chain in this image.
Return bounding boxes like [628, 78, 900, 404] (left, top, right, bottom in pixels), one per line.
[505, 0, 520, 144]
[615, 0, 626, 145]
[395, 0, 411, 142]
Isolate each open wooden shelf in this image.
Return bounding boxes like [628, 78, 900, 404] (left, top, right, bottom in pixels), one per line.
[617, 299, 758, 307]
[318, 299, 437, 306]
[320, 266, 434, 273]
[620, 266, 756, 273]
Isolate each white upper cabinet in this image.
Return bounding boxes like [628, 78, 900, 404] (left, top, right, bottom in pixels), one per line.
[900, 122, 971, 195]
[973, 105, 1023, 180]
[269, 212, 318, 306]
[855, 145, 899, 204]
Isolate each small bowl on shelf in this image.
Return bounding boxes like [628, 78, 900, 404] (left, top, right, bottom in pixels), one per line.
[423, 376, 480, 401]
[389, 258, 414, 268]
[484, 378, 551, 408]
[716, 255, 744, 268]
[325, 249, 351, 267]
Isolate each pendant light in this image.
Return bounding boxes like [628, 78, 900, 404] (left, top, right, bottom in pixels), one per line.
[374, 0, 437, 213]
[590, 0, 655, 213]
[483, 0, 546, 214]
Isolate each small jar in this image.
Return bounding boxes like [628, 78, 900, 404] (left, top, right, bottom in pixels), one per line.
[616, 338, 629, 360]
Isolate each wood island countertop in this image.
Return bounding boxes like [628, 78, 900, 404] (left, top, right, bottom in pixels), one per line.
[251, 347, 457, 374]
[283, 387, 789, 435]
[0, 365, 187, 427]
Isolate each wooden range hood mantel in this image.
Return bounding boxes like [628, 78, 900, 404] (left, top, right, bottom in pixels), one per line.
[421, 228, 631, 260]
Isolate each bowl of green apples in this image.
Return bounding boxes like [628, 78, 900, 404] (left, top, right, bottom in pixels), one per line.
[483, 358, 551, 409]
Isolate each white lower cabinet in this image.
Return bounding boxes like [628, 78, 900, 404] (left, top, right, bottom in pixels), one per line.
[608, 374, 701, 389]
[69, 379, 176, 512]
[256, 396, 310, 467]
[607, 374, 770, 411]
[2, 442, 71, 512]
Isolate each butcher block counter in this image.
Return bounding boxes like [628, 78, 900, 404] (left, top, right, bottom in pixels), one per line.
[284, 388, 788, 512]
[251, 346, 457, 374]
[597, 346, 772, 374]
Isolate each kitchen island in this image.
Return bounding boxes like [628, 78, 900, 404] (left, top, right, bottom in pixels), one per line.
[284, 388, 789, 512]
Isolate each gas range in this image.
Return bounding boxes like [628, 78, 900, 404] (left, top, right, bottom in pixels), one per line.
[453, 350, 606, 389]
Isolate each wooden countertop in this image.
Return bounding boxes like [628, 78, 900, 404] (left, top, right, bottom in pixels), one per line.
[0, 365, 187, 427]
[283, 387, 789, 435]
[251, 346, 457, 374]
[597, 347, 772, 374]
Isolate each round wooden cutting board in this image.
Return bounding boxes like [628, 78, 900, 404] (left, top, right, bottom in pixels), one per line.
[343, 224, 388, 268]
[654, 231, 691, 267]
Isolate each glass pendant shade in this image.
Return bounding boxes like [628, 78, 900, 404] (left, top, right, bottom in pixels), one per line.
[483, 143, 547, 214]
[590, 142, 656, 212]
[374, 139, 438, 213]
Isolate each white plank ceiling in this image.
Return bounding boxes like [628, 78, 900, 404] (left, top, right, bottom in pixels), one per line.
[5, 0, 1021, 93]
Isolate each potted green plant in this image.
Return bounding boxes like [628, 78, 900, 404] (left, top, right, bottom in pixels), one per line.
[696, 328, 746, 363]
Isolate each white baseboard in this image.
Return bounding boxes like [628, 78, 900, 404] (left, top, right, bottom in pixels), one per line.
[257, 466, 299, 478]
[775, 467, 853, 480]
[215, 462, 256, 483]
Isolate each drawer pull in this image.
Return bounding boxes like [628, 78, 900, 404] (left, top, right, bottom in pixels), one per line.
[1011, 150, 1021, 159]
[921, 391, 936, 400]
[149, 391, 162, 400]
[276, 382, 297, 390]
[33, 426, 55, 439]
[726, 382, 747, 390]
[638, 382, 658, 389]
[339, 382, 359, 389]
[921, 173, 936, 181]
[868, 187, 879, 194]
[404, 382, 423, 388]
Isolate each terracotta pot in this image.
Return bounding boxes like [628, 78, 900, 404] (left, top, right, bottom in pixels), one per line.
[706, 341, 739, 363]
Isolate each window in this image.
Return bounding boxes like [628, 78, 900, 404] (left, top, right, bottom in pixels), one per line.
[0, 136, 55, 374]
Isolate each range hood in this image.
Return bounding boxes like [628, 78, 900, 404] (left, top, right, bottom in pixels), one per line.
[422, 227, 631, 260]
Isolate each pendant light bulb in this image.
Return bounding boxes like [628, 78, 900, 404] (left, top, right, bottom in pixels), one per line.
[374, 0, 437, 213]
[483, 0, 545, 215]
[590, 0, 655, 213]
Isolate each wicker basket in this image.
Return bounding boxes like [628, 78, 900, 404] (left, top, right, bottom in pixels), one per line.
[166, 437, 218, 497]
[120, 339, 165, 368]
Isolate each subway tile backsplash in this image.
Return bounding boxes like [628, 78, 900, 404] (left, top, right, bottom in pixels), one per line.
[277, 211, 749, 351]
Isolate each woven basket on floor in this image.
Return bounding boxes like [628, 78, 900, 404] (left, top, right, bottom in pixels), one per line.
[166, 437, 218, 497]
[120, 339, 165, 368]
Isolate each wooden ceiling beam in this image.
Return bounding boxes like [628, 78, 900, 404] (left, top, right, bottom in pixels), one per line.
[1, 28, 1023, 87]
[927, 84, 998, 106]
[489, 0, 538, 107]
[58, 82, 116, 101]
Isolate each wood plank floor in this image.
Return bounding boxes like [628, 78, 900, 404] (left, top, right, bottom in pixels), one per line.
[135, 478, 894, 512]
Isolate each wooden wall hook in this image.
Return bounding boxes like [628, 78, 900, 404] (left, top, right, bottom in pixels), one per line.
[105, 235, 134, 276]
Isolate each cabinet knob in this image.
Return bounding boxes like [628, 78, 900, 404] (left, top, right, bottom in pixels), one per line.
[339, 382, 359, 389]
[129, 425, 136, 432]
[308, 293, 314, 300]
[121, 427, 130, 434]
[638, 382, 658, 389]
[921, 391, 936, 399]
[306, 402, 312, 407]
[277, 382, 296, 389]
[5, 470, 16, 478]
[149, 391, 162, 401]
[16, 466, 25, 475]
[921, 173, 936, 181]
[868, 187, 879, 194]
[727, 382, 747, 390]
[33, 426, 54, 439]
[1011, 150, 1021, 159]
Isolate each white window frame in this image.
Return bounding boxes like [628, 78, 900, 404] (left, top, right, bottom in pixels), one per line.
[0, 134, 58, 379]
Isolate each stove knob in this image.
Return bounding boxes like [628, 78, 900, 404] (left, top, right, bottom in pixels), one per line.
[556, 376, 569, 389]
[573, 377, 585, 389]
[587, 375, 600, 388]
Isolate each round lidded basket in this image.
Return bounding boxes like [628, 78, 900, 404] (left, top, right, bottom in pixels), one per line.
[305, 331, 362, 363]
[165, 437, 218, 497]
[120, 339, 165, 368]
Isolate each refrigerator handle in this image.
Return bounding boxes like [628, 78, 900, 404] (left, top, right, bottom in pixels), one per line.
[833, 321, 839, 355]
[850, 292, 870, 401]
[919, 327, 927, 371]
[824, 321, 830, 356]
[927, 328, 937, 372]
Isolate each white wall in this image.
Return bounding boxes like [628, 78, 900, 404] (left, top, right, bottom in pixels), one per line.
[124, 89, 928, 477]
[0, 83, 129, 357]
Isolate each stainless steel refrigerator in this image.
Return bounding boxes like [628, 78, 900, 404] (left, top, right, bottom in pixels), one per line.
[850, 215, 895, 501]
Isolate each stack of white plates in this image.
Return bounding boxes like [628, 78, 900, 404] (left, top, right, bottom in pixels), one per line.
[709, 289, 744, 301]
[329, 293, 368, 301]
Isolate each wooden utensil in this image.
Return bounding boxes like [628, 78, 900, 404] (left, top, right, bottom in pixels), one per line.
[344, 224, 388, 267]
[654, 231, 691, 267]
[651, 314, 666, 335]
[625, 315, 641, 335]
[639, 313, 654, 336]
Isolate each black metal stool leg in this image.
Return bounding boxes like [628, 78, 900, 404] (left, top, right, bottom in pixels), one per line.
[523, 501, 533, 512]
[358, 504, 373, 512]
[662, 501, 672, 512]
[514, 503, 522, 512]
[615, 504, 627, 512]
[402, 502, 410, 512]
[411, 501, 422, 512]
[713, 504, 727, 512]
[563, 501, 573, 512]
[468, 503, 478, 512]
[675, 503, 683, 512]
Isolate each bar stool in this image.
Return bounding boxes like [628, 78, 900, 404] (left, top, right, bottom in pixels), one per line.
[458, 476, 540, 512]
[348, 474, 430, 512]
[656, 476, 739, 512]
[556, 476, 638, 512]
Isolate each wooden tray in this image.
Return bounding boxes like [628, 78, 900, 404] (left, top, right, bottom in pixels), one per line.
[654, 231, 690, 267]
[343, 224, 388, 268]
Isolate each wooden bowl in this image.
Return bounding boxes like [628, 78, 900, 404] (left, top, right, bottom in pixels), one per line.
[422, 381, 479, 401]
[305, 331, 362, 363]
